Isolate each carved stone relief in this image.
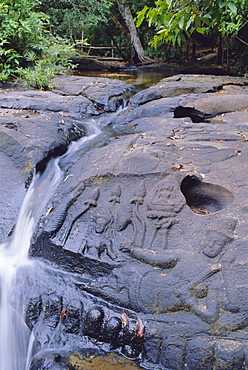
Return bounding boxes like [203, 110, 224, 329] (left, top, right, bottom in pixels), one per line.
[32, 165, 248, 369]
[42, 171, 240, 322]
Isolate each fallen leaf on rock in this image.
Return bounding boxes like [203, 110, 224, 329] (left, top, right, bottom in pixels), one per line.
[167, 135, 184, 140]
[129, 144, 137, 151]
[64, 174, 74, 182]
[59, 112, 69, 117]
[135, 316, 145, 338]
[46, 207, 54, 216]
[61, 307, 67, 320]
[185, 148, 201, 151]
[121, 312, 128, 326]
[190, 206, 210, 214]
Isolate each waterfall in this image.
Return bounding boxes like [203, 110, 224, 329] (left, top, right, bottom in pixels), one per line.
[0, 119, 101, 370]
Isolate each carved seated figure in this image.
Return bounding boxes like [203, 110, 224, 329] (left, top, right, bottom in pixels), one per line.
[81, 219, 238, 325]
[121, 224, 238, 322]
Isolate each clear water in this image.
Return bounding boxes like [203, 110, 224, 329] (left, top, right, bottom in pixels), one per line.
[0, 119, 101, 370]
[72, 69, 174, 89]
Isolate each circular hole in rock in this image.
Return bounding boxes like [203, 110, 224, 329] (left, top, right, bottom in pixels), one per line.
[180, 175, 234, 214]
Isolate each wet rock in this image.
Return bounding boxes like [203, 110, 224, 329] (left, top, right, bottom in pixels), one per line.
[185, 337, 214, 370]
[108, 80, 248, 129]
[108, 96, 179, 127]
[43, 295, 62, 328]
[52, 75, 135, 112]
[0, 75, 134, 242]
[26, 296, 43, 331]
[0, 90, 98, 115]
[0, 107, 87, 241]
[179, 86, 248, 116]
[83, 306, 105, 338]
[29, 351, 70, 370]
[29, 72, 248, 367]
[1, 74, 248, 369]
[131, 74, 248, 106]
[0, 150, 26, 241]
[61, 299, 82, 335]
[99, 316, 122, 343]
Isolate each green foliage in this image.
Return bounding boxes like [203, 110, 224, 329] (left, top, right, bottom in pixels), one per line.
[16, 38, 76, 89]
[35, 0, 111, 42]
[0, 0, 47, 77]
[36, 0, 155, 61]
[0, 0, 76, 88]
[136, 0, 247, 47]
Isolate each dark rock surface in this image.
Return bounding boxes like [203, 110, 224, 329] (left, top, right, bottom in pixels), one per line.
[70, 55, 123, 71]
[131, 74, 248, 105]
[52, 75, 134, 112]
[0, 89, 98, 115]
[0, 107, 88, 242]
[1, 74, 248, 369]
[0, 75, 132, 242]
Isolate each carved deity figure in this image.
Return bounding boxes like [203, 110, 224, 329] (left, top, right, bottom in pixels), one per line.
[115, 176, 185, 252]
[129, 181, 146, 248]
[46, 187, 100, 247]
[94, 184, 121, 260]
[116, 181, 147, 249]
[144, 176, 186, 250]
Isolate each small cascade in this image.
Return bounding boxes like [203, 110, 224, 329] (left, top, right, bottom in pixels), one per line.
[0, 119, 101, 370]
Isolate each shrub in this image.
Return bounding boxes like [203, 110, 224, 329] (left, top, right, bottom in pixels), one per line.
[0, 0, 76, 88]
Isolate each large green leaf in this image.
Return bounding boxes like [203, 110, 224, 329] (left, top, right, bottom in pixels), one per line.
[178, 16, 184, 29]
[227, 1, 237, 13]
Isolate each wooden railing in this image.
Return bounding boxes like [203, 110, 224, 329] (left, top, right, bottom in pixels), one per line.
[77, 42, 126, 61]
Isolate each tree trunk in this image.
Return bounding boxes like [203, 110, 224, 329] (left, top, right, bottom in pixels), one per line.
[109, 11, 130, 43]
[216, 34, 223, 65]
[116, 0, 152, 64]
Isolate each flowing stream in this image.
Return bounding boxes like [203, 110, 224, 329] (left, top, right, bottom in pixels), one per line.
[0, 119, 102, 370]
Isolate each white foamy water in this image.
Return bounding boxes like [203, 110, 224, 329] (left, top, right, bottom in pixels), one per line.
[0, 120, 101, 370]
